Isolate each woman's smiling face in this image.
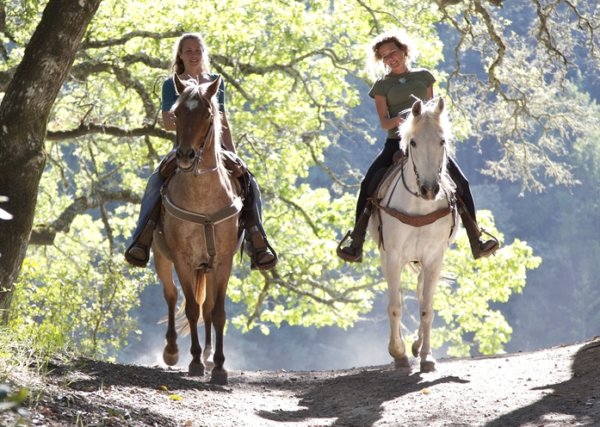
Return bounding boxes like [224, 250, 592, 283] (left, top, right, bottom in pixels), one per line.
[179, 38, 203, 72]
[378, 41, 407, 72]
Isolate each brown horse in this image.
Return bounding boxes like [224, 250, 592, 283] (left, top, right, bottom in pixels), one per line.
[152, 75, 241, 385]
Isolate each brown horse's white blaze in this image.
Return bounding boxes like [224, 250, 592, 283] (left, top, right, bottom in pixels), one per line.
[369, 97, 457, 373]
[152, 75, 241, 385]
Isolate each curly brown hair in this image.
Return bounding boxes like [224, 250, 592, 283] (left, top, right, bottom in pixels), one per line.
[366, 29, 417, 80]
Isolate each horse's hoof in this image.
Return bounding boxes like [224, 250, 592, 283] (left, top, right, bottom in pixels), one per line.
[394, 356, 410, 370]
[411, 341, 420, 358]
[210, 368, 228, 385]
[188, 361, 205, 377]
[420, 360, 436, 373]
[163, 350, 179, 366]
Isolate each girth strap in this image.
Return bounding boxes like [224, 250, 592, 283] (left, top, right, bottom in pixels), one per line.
[162, 194, 243, 271]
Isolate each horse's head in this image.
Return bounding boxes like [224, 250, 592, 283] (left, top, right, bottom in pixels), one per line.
[400, 97, 454, 200]
[171, 74, 222, 173]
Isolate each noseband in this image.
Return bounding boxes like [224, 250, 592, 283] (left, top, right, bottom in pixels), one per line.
[401, 140, 446, 200]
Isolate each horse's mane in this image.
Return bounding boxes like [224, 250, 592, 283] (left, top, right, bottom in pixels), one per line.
[172, 80, 223, 157]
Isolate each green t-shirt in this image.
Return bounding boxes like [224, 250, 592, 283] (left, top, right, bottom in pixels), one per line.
[369, 68, 436, 138]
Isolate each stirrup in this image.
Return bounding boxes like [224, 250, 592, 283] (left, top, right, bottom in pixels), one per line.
[250, 243, 277, 270]
[474, 228, 500, 259]
[125, 243, 150, 267]
[336, 231, 362, 263]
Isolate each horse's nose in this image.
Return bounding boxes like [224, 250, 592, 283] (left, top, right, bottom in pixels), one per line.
[420, 184, 440, 200]
[175, 146, 196, 170]
[176, 147, 195, 162]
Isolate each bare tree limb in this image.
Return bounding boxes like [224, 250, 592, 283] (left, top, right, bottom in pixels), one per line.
[29, 189, 141, 245]
[46, 123, 172, 140]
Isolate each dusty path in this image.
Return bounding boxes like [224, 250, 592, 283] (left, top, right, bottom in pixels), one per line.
[2, 337, 599, 426]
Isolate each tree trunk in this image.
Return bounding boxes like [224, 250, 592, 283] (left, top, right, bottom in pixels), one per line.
[0, 0, 102, 322]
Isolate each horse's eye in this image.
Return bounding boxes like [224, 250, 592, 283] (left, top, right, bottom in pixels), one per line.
[440, 139, 445, 146]
[410, 139, 416, 147]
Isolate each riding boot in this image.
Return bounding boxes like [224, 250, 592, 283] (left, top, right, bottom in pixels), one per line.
[124, 171, 165, 267]
[457, 198, 499, 259]
[247, 224, 278, 270]
[337, 204, 372, 263]
[242, 174, 278, 270]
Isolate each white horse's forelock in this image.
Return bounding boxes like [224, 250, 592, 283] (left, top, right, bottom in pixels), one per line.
[399, 99, 452, 151]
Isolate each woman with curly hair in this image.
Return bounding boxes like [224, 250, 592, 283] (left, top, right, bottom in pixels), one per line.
[337, 29, 498, 262]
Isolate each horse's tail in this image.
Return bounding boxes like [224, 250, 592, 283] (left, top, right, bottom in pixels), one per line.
[176, 271, 207, 336]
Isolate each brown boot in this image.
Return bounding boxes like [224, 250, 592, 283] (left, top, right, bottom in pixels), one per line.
[458, 200, 499, 259]
[337, 207, 371, 263]
[248, 226, 277, 270]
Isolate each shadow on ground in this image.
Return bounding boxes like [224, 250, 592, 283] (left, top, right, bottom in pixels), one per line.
[258, 366, 469, 426]
[486, 339, 600, 426]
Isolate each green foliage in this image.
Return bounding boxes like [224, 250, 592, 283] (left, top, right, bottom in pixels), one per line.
[10, 241, 148, 360]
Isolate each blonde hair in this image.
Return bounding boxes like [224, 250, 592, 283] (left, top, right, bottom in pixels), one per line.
[170, 33, 211, 75]
[366, 29, 419, 81]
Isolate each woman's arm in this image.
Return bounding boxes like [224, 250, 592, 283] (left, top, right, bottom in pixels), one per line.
[374, 95, 405, 130]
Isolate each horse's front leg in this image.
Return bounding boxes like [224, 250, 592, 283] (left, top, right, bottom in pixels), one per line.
[414, 261, 443, 373]
[177, 267, 204, 377]
[155, 253, 179, 366]
[210, 276, 230, 385]
[383, 254, 409, 369]
[202, 279, 214, 370]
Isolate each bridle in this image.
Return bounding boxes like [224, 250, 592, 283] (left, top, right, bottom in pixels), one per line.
[175, 97, 219, 177]
[400, 137, 447, 200]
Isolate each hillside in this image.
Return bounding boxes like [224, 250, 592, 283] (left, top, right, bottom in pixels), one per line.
[2, 338, 599, 426]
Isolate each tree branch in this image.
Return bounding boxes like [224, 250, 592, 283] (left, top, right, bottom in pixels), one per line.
[29, 189, 140, 245]
[46, 123, 172, 141]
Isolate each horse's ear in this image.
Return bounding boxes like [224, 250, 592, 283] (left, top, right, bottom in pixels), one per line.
[435, 97, 445, 114]
[412, 99, 423, 117]
[173, 74, 186, 96]
[206, 75, 222, 99]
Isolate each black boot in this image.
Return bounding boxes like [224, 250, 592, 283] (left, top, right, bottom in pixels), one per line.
[241, 173, 278, 270]
[247, 225, 278, 270]
[337, 205, 371, 263]
[125, 216, 157, 267]
[457, 198, 499, 259]
[125, 171, 164, 267]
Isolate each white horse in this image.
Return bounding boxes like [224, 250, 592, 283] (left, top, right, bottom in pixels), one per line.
[369, 97, 458, 373]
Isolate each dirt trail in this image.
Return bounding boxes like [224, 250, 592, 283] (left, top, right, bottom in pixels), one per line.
[2, 338, 599, 426]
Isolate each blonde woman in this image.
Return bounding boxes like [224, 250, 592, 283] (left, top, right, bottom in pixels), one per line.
[338, 29, 498, 262]
[126, 33, 277, 270]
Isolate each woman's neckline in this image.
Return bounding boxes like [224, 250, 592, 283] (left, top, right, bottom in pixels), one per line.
[179, 72, 212, 82]
[388, 69, 411, 77]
